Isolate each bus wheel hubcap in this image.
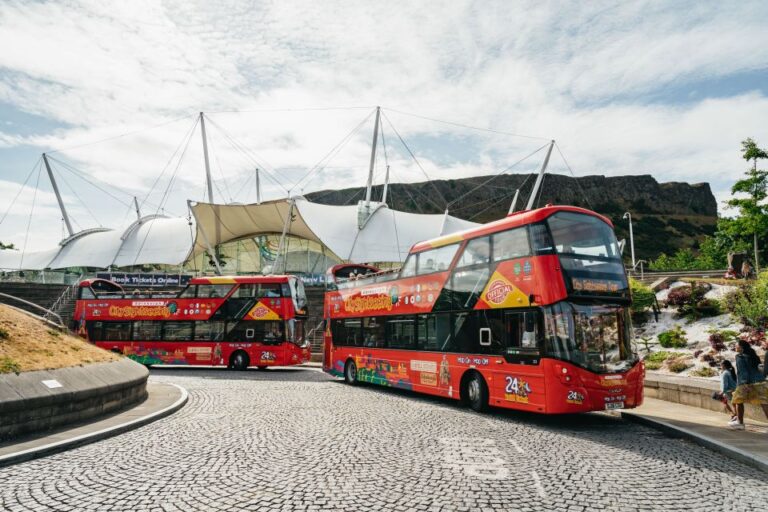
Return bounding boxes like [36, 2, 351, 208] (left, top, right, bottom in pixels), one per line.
[468, 379, 480, 402]
[348, 364, 356, 381]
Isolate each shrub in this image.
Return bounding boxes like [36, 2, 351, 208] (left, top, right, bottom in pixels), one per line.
[708, 332, 727, 352]
[630, 278, 656, 315]
[644, 350, 686, 369]
[690, 367, 717, 378]
[0, 356, 20, 374]
[739, 327, 767, 347]
[694, 298, 720, 317]
[707, 329, 738, 353]
[668, 359, 692, 373]
[645, 350, 684, 363]
[664, 282, 717, 320]
[658, 326, 688, 348]
[730, 271, 768, 328]
[644, 360, 663, 370]
[638, 336, 653, 354]
[700, 352, 716, 366]
[721, 289, 744, 314]
[0, 327, 8, 340]
[666, 286, 693, 307]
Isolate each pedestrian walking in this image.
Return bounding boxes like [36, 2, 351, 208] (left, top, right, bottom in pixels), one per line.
[729, 339, 768, 429]
[713, 360, 737, 421]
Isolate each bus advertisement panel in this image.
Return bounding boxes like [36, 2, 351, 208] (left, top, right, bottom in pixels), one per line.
[323, 205, 643, 414]
[74, 275, 311, 370]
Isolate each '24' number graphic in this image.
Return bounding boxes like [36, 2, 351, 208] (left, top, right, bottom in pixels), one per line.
[505, 376, 531, 396]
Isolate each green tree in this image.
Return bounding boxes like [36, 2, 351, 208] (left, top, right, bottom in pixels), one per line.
[695, 234, 729, 269]
[725, 138, 768, 271]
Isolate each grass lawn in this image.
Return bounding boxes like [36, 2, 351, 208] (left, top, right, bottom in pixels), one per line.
[0, 304, 118, 374]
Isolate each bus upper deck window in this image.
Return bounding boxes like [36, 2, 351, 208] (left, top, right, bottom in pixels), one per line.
[179, 285, 197, 298]
[530, 224, 554, 254]
[197, 284, 233, 298]
[259, 284, 282, 298]
[80, 287, 96, 299]
[233, 284, 257, 298]
[492, 228, 530, 261]
[457, 237, 490, 268]
[400, 255, 418, 278]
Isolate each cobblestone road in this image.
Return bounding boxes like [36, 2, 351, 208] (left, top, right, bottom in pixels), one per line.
[1, 367, 767, 511]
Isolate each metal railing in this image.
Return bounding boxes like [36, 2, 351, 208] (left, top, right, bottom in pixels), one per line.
[0, 292, 64, 328]
[44, 278, 83, 325]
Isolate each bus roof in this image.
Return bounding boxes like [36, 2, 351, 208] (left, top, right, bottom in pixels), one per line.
[189, 275, 295, 285]
[410, 205, 613, 253]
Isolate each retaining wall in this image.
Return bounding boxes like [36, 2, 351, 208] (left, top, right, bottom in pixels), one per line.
[0, 359, 148, 442]
[645, 372, 767, 422]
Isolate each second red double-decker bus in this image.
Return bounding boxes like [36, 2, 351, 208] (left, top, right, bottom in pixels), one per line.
[74, 275, 311, 369]
[323, 205, 643, 414]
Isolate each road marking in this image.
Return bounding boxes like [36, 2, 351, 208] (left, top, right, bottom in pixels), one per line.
[439, 437, 509, 480]
[510, 439, 524, 454]
[531, 470, 546, 498]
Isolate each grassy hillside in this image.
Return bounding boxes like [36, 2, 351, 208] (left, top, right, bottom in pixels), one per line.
[306, 173, 718, 261]
[0, 305, 118, 374]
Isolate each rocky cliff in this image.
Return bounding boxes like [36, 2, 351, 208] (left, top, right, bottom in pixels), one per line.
[306, 173, 718, 261]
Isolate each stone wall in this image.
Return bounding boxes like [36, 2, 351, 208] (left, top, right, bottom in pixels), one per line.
[644, 372, 766, 422]
[0, 359, 148, 441]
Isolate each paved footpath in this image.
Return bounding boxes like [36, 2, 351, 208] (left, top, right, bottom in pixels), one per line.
[1, 367, 768, 511]
[623, 397, 768, 473]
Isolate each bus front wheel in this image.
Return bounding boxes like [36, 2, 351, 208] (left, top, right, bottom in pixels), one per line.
[230, 351, 250, 371]
[344, 359, 358, 385]
[463, 372, 489, 413]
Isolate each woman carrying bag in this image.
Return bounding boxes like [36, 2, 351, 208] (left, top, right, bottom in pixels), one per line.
[729, 339, 768, 430]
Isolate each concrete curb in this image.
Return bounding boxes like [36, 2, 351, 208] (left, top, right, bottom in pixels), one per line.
[0, 383, 188, 468]
[622, 411, 768, 475]
[0, 359, 150, 440]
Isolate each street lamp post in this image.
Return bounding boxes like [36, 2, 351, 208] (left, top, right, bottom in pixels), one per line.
[623, 212, 636, 270]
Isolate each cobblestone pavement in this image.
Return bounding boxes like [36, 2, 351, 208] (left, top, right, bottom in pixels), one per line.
[2, 367, 768, 511]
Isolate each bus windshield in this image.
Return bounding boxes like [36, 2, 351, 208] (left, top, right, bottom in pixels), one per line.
[547, 211, 620, 260]
[547, 212, 628, 297]
[543, 302, 637, 373]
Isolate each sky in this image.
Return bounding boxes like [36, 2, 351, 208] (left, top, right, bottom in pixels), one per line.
[1, 0, 768, 252]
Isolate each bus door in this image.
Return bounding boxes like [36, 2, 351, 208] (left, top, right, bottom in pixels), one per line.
[491, 310, 545, 410]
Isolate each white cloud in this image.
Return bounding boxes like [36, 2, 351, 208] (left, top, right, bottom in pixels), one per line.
[1, 0, 768, 252]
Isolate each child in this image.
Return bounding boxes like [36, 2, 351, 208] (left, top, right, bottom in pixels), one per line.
[712, 360, 737, 420]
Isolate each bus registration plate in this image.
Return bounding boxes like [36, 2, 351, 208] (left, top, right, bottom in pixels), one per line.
[605, 401, 624, 410]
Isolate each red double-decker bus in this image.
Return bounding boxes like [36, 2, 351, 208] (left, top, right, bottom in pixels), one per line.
[323, 205, 643, 413]
[74, 275, 311, 370]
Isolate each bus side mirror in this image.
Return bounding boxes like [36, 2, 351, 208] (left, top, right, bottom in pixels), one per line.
[479, 327, 491, 346]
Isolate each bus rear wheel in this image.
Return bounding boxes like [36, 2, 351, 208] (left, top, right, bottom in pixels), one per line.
[230, 351, 250, 371]
[344, 359, 358, 385]
[463, 372, 489, 413]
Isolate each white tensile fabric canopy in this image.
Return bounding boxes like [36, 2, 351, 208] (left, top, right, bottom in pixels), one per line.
[190, 197, 479, 263]
[0, 216, 194, 270]
[0, 198, 479, 270]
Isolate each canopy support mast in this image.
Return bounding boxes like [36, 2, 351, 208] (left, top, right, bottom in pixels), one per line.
[43, 153, 74, 237]
[276, 199, 295, 273]
[200, 112, 214, 203]
[507, 189, 520, 215]
[255, 168, 261, 204]
[525, 140, 555, 210]
[133, 196, 142, 222]
[364, 106, 381, 208]
[382, 164, 390, 205]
